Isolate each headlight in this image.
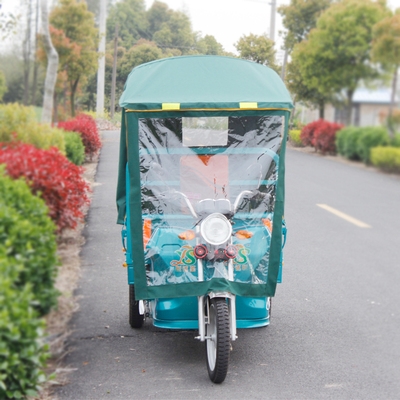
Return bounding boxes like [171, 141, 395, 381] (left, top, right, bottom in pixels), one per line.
[200, 213, 232, 246]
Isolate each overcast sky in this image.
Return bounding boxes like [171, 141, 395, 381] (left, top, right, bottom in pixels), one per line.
[144, 0, 400, 57]
[2, 0, 400, 55]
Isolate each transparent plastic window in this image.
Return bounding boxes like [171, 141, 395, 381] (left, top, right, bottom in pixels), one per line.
[139, 115, 283, 286]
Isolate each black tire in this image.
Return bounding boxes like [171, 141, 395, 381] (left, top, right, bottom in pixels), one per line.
[205, 298, 230, 383]
[129, 284, 144, 328]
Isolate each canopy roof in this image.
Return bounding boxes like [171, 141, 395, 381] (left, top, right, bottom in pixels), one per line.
[119, 55, 293, 111]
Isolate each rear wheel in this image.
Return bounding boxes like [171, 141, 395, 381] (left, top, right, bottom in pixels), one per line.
[129, 284, 144, 328]
[205, 298, 230, 383]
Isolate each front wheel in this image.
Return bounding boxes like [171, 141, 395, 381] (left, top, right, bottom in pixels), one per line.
[205, 298, 230, 383]
[129, 284, 144, 328]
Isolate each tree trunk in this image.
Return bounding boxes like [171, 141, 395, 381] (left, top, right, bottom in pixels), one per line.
[31, 0, 40, 105]
[41, 0, 59, 124]
[346, 89, 354, 126]
[388, 65, 398, 139]
[70, 78, 79, 117]
[319, 99, 325, 119]
[23, 0, 32, 105]
[110, 24, 119, 119]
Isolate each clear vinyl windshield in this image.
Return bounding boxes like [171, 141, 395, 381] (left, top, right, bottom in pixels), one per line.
[138, 115, 284, 287]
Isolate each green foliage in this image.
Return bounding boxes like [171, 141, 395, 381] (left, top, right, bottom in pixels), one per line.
[0, 168, 59, 316]
[195, 35, 225, 56]
[119, 40, 164, 78]
[392, 133, 400, 147]
[235, 34, 278, 71]
[357, 126, 389, 164]
[0, 169, 57, 398]
[107, 0, 149, 49]
[292, 0, 387, 124]
[288, 129, 303, 146]
[50, 0, 99, 116]
[370, 146, 400, 172]
[372, 12, 400, 69]
[64, 131, 85, 165]
[336, 126, 389, 163]
[336, 127, 362, 160]
[278, 0, 332, 52]
[0, 255, 48, 400]
[0, 103, 66, 153]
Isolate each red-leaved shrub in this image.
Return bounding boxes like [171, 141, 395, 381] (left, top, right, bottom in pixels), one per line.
[58, 114, 101, 159]
[0, 142, 91, 233]
[312, 120, 344, 154]
[300, 119, 322, 147]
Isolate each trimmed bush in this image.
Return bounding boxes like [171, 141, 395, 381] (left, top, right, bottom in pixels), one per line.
[0, 143, 91, 233]
[288, 129, 303, 146]
[392, 133, 400, 147]
[64, 131, 85, 165]
[357, 127, 389, 164]
[0, 255, 48, 399]
[370, 146, 400, 172]
[0, 103, 66, 153]
[300, 119, 321, 147]
[312, 120, 343, 154]
[336, 127, 362, 160]
[58, 114, 102, 159]
[0, 167, 58, 315]
[0, 170, 56, 398]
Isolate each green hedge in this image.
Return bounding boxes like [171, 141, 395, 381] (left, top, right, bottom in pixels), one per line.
[370, 146, 400, 172]
[336, 127, 362, 160]
[64, 131, 85, 166]
[336, 126, 389, 163]
[0, 168, 58, 316]
[0, 252, 48, 399]
[288, 129, 303, 146]
[357, 127, 389, 164]
[0, 103, 66, 154]
[0, 169, 58, 399]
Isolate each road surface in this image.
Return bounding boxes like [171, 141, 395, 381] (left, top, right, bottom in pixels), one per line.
[56, 131, 400, 399]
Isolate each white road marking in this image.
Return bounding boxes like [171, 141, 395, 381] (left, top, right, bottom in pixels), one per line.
[317, 204, 371, 228]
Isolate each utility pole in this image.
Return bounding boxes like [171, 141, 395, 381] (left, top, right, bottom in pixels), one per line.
[269, 0, 276, 42]
[110, 25, 118, 119]
[96, 0, 106, 116]
[245, 0, 277, 42]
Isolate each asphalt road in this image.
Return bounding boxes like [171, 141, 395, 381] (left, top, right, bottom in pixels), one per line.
[56, 131, 400, 400]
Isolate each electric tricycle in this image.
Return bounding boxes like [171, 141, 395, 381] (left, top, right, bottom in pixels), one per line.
[116, 55, 293, 383]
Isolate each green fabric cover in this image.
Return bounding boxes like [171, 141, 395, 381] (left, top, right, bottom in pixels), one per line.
[119, 55, 293, 111]
[116, 56, 293, 300]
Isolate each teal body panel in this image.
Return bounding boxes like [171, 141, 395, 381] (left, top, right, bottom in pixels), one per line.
[122, 166, 283, 329]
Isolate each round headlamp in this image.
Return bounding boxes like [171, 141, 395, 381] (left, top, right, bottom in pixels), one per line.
[200, 213, 232, 246]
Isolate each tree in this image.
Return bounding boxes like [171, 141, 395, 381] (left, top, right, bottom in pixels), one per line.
[0, 3, 18, 40]
[50, 0, 99, 117]
[235, 34, 278, 72]
[286, 54, 332, 118]
[152, 9, 195, 53]
[40, 0, 59, 124]
[372, 10, 400, 137]
[107, 0, 149, 49]
[278, 0, 332, 54]
[118, 39, 163, 79]
[293, 0, 387, 125]
[278, 0, 332, 80]
[195, 34, 225, 55]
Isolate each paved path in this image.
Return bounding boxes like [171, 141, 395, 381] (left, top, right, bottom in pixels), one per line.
[56, 132, 400, 399]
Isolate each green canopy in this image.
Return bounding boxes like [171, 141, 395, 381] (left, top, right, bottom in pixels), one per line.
[117, 55, 293, 300]
[119, 55, 293, 111]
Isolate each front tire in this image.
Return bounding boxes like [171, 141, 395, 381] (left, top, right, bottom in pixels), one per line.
[205, 298, 230, 383]
[129, 284, 144, 328]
